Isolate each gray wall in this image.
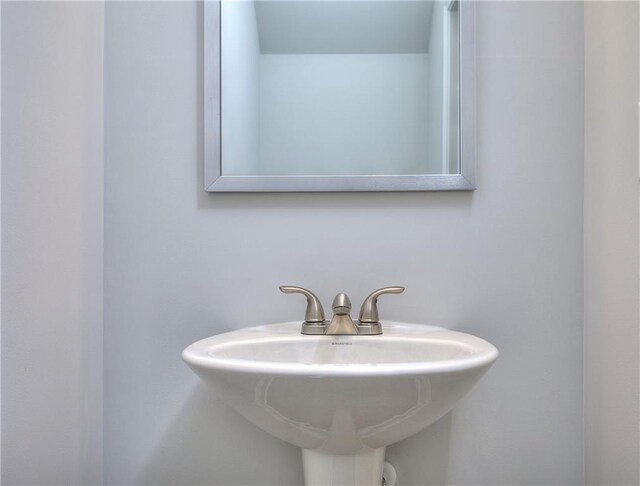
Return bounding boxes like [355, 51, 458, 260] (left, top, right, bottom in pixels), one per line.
[104, 2, 584, 485]
[584, 2, 640, 484]
[1, 2, 104, 484]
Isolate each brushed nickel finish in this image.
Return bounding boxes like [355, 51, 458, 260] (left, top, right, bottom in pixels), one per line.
[355, 321, 384, 336]
[326, 293, 359, 335]
[358, 287, 405, 335]
[281, 286, 406, 336]
[279, 286, 326, 335]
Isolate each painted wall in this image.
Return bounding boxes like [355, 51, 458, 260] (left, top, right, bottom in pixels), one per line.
[258, 54, 431, 175]
[221, 0, 260, 176]
[1, 2, 104, 484]
[104, 2, 584, 485]
[584, 2, 640, 484]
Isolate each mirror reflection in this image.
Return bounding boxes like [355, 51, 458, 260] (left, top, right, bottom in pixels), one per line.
[221, 0, 460, 177]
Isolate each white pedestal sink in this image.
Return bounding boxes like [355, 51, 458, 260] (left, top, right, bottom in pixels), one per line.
[183, 322, 498, 486]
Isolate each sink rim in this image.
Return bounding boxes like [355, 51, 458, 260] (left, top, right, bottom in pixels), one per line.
[182, 321, 499, 377]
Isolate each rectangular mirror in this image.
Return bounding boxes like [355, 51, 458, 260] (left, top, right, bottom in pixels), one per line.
[205, 0, 475, 192]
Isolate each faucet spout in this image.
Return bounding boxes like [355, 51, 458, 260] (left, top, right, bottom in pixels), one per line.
[326, 293, 359, 335]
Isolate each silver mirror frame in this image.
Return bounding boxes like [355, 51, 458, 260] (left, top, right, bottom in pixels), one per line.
[204, 0, 476, 192]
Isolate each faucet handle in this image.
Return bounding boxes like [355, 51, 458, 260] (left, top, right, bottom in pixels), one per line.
[280, 286, 325, 322]
[358, 286, 405, 324]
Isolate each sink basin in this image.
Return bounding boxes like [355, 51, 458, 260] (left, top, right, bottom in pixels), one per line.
[183, 322, 498, 485]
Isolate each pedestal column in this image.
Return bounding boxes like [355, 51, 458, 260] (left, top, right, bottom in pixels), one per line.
[302, 447, 386, 486]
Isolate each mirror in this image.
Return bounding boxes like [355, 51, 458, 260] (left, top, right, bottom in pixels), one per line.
[205, 0, 475, 192]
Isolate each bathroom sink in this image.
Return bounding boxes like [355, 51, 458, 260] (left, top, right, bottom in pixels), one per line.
[183, 321, 498, 485]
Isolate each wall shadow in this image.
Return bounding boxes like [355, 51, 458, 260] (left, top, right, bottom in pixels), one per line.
[137, 384, 304, 486]
[385, 413, 453, 486]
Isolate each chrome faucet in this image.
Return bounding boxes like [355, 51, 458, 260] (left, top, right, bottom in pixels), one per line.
[280, 286, 405, 335]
